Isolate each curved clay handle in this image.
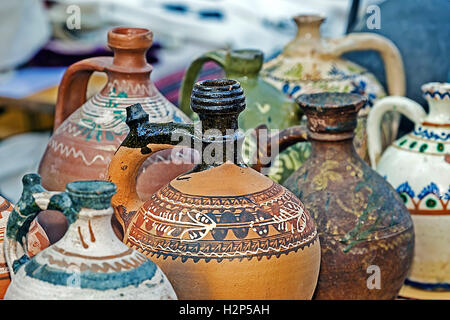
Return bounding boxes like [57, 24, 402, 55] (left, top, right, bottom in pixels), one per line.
[251, 124, 308, 173]
[107, 103, 196, 237]
[179, 50, 227, 117]
[322, 33, 405, 96]
[4, 174, 77, 277]
[54, 57, 111, 129]
[367, 96, 426, 168]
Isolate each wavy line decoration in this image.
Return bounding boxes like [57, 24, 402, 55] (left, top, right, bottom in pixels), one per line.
[424, 90, 450, 100]
[413, 126, 450, 141]
[128, 231, 318, 260]
[49, 140, 110, 166]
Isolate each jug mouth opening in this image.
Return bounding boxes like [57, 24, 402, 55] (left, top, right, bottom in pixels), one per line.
[296, 93, 365, 138]
[296, 92, 366, 111]
[108, 27, 153, 50]
[112, 27, 149, 36]
[227, 49, 263, 74]
[197, 78, 238, 88]
[293, 15, 326, 26]
[229, 49, 263, 61]
[422, 82, 450, 99]
[191, 79, 245, 114]
[66, 181, 117, 199]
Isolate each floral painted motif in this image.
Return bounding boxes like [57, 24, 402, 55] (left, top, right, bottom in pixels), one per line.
[284, 63, 303, 78]
[282, 83, 301, 98]
[350, 80, 377, 107]
[328, 64, 356, 80]
[396, 182, 415, 198]
[396, 181, 449, 214]
[418, 182, 441, 199]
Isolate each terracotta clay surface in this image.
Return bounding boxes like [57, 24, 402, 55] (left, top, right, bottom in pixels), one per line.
[37, 27, 194, 240]
[108, 79, 321, 299]
[280, 93, 414, 299]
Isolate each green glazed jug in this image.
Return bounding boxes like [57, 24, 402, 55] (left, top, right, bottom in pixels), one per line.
[179, 49, 310, 183]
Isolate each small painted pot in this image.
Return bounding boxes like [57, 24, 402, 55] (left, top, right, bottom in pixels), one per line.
[261, 15, 406, 169]
[0, 195, 49, 299]
[3, 175, 177, 300]
[367, 82, 450, 290]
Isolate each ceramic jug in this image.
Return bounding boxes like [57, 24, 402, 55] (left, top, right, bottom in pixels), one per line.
[179, 49, 308, 183]
[38, 27, 194, 240]
[255, 92, 414, 299]
[3, 174, 177, 300]
[39, 26, 193, 195]
[261, 14, 406, 168]
[367, 82, 450, 290]
[0, 195, 49, 299]
[108, 79, 320, 299]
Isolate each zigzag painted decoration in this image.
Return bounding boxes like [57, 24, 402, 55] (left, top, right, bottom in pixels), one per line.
[424, 90, 450, 100]
[396, 181, 449, 215]
[413, 126, 450, 141]
[126, 182, 318, 262]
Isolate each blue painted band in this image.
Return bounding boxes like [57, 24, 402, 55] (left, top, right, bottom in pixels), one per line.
[405, 278, 450, 291]
[24, 257, 157, 291]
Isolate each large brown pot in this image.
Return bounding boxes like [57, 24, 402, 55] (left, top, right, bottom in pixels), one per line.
[255, 92, 414, 299]
[108, 79, 321, 299]
[38, 27, 194, 240]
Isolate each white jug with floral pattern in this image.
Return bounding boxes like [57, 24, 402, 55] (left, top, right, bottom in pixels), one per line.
[367, 82, 450, 290]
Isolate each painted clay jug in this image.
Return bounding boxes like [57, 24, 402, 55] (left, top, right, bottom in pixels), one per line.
[367, 82, 450, 290]
[261, 14, 406, 170]
[0, 195, 49, 299]
[38, 27, 194, 240]
[179, 49, 308, 183]
[108, 79, 320, 299]
[256, 92, 414, 299]
[4, 174, 177, 300]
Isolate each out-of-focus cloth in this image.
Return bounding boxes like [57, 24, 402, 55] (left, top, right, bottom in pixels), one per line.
[155, 61, 223, 105]
[46, 0, 353, 79]
[0, 0, 50, 71]
[0, 132, 50, 203]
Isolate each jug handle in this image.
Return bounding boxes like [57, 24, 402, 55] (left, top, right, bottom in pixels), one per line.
[54, 57, 111, 129]
[179, 50, 227, 118]
[251, 124, 308, 173]
[107, 103, 196, 239]
[321, 33, 405, 96]
[4, 174, 77, 278]
[367, 96, 426, 168]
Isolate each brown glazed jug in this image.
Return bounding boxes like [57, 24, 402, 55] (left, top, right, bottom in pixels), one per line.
[38, 27, 194, 240]
[255, 92, 414, 299]
[108, 79, 321, 299]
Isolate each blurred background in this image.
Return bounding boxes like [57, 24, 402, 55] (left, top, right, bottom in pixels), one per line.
[0, 0, 448, 202]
